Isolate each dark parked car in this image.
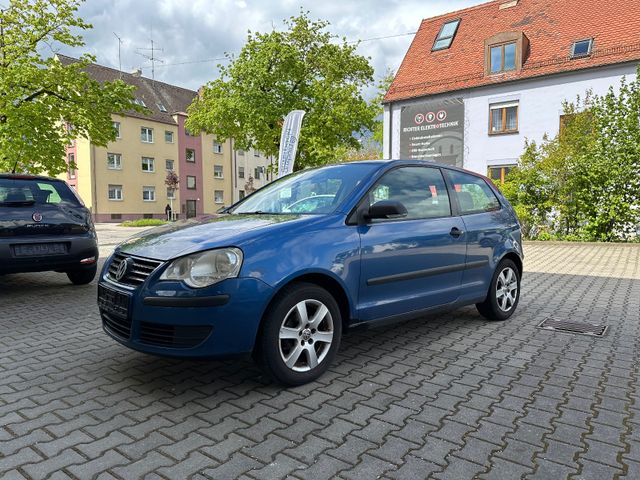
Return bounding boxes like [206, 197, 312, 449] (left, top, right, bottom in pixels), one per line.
[98, 160, 523, 385]
[0, 174, 98, 284]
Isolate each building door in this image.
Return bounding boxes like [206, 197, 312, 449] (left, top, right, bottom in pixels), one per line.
[186, 200, 197, 219]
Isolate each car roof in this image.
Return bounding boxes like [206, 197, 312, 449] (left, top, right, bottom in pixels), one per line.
[333, 159, 486, 177]
[0, 173, 63, 182]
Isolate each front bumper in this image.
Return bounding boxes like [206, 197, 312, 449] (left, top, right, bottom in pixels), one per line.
[0, 234, 98, 274]
[97, 275, 275, 359]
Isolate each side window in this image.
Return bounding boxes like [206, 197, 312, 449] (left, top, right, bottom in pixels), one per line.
[446, 170, 501, 214]
[366, 167, 451, 220]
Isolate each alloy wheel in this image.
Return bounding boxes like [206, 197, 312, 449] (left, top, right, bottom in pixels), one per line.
[496, 267, 518, 312]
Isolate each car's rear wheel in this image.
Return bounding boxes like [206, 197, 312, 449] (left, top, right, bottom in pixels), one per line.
[476, 259, 520, 321]
[258, 282, 342, 386]
[66, 265, 97, 285]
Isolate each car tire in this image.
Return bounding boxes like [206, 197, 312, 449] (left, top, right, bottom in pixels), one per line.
[258, 282, 342, 386]
[66, 265, 97, 285]
[476, 258, 520, 321]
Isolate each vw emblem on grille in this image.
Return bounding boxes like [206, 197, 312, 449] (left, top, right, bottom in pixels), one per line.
[32, 212, 43, 222]
[114, 257, 133, 281]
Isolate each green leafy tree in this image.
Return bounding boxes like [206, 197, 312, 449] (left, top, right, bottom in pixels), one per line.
[501, 68, 640, 241]
[187, 11, 377, 171]
[0, 0, 140, 175]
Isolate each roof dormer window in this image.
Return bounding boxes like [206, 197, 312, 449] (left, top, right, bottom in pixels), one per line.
[157, 103, 167, 112]
[484, 32, 529, 76]
[432, 19, 460, 51]
[571, 39, 593, 58]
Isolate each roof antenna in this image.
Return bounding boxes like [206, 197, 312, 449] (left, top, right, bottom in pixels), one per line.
[135, 27, 164, 82]
[11, 160, 18, 173]
[113, 32, 123, 78]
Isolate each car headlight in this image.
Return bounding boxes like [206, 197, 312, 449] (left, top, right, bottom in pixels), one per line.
[159, 248, 243, 288]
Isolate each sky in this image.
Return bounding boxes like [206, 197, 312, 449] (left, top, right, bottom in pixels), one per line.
[59, 0, 487, 97]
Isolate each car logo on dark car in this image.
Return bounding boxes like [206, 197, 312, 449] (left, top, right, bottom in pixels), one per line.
[114, 257, 133, 281]
[32, 212, 43, 222]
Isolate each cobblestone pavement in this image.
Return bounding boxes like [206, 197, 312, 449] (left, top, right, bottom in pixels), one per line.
[1, 242, 639, 479]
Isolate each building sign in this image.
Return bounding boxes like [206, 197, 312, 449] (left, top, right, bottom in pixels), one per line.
[400, 98, 464, 166]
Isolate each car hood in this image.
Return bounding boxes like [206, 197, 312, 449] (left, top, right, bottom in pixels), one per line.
[117, 214, 309, 260]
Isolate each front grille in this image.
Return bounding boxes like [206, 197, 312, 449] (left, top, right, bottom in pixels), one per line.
[139, 322, 212, 349]
[107, 252, 163, 287]
[102, 312, 133, 340]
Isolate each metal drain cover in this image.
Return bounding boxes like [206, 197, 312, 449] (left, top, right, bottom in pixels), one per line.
[538, 317, 608, 337]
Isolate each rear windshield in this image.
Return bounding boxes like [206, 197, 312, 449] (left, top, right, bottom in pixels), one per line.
[0, 178, 82, 206]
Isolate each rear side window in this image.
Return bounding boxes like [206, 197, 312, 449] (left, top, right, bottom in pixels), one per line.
[0, 178, 81, 206]
[445, 170, 501, 214]
[366, 166, 451, 220]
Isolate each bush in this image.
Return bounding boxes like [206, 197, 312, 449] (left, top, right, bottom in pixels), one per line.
[119, 219, 168, 227]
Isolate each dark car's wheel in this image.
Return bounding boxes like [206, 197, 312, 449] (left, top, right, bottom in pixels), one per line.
[66, 265, 97, 285]
[258, 282, 342, 386]
[476, 259, 520, 321]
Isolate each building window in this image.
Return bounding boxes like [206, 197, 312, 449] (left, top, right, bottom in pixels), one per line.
[239, 190, 245, 199]
[165, 131, 174, 143]
[238, 166, 245, 179]
[186, 149, 195, 163]
[488, 165, 514, 184]
[571, 38, 593, 58]
[167, 187, 176, 199]
[254, 150, 260, 157]
[68, 153, 76, 178]
[214, 165, 224, 178]
[143, 186, 156, 202]
[490, 42, 517, 74]
[110, 213, 122, 220]
[107, 153, 122, 170]
[489, 103, 518, 134]
[254, 167, 261, 180]
[141, 157, 155, 172]
[213, 141, 223, 154]
[432, 19, 460, 51]
[134, 98, 146, 108]
[108, 184, 123, 201]
[187, 175, 196, 190]
[112, 121, 121, 139]
[157, 103, 167, 113]
[141, 127, 153, 143]
[214, 190, 224, 204]
[165, 159, 174, 170]
[237, 149, 245, 156]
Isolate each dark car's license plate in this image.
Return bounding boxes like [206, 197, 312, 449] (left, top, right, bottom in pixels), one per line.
[12, 243, 68, 257]
[98, 285, 131, 318]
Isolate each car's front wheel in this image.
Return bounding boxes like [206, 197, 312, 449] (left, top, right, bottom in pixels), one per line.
[476, 259, 520, 321]
[66, 265, 97, 285]
[258, 282, 342, 386]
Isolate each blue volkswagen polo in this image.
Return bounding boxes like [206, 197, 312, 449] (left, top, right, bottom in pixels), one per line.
[98, 160, 523, 385]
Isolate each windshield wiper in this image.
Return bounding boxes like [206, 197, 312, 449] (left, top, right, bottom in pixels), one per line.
[0, 200, 36, 206]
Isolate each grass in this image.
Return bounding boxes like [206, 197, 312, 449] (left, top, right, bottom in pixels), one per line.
[118, 219, 168, 227]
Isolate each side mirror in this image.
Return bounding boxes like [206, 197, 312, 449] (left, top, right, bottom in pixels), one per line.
[364, 200, 408, 221]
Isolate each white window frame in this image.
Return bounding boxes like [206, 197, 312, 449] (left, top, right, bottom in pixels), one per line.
[165, 159, 174, 171]
[214, 190, 224, 204]
[213, 141, 223, 154]
[165, 130, 174, 143]
[142, 186, 156, 202]
[186, 175, 196, 190]
[107, 153, 122, 170]
[108, 184, 123, 201]
[141, 156, 155, 172]
[141, 127, 154, 143]
[112, 121, 121, 139]
[214, 165, 224, 178]
[238, 166, 245, 179]
[167, 187, 176, 199]
[186, 149, 196, 163]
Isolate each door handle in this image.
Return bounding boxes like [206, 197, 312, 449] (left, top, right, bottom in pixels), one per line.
[450, 227, 464, 238]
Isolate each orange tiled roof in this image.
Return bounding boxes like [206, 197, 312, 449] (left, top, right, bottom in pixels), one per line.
[385, 0, 640, 103]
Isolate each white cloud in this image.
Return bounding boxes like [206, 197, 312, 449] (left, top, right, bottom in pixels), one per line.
[63, 0, 486, 97]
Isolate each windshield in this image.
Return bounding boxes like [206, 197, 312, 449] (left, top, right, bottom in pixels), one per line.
[231, 163, 379, 215]
[0, 178, 82, 207]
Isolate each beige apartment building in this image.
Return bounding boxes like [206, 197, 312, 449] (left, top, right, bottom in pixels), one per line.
[59, 55, 270, 222]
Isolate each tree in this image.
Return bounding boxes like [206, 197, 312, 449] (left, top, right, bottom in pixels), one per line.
[0, 0, 140, 175]
[187, 11, 378, 171]
[501, 67, 640, 241]
[164, 170, 179, 217]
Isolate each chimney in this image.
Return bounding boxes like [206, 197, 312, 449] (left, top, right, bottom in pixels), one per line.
[131, 68, 142, 77]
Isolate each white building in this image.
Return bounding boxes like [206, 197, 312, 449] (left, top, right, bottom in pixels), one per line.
[383, 0, 640, 182]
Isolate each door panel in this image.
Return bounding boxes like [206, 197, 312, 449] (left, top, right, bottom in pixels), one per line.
[357, 166, 467, 322]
